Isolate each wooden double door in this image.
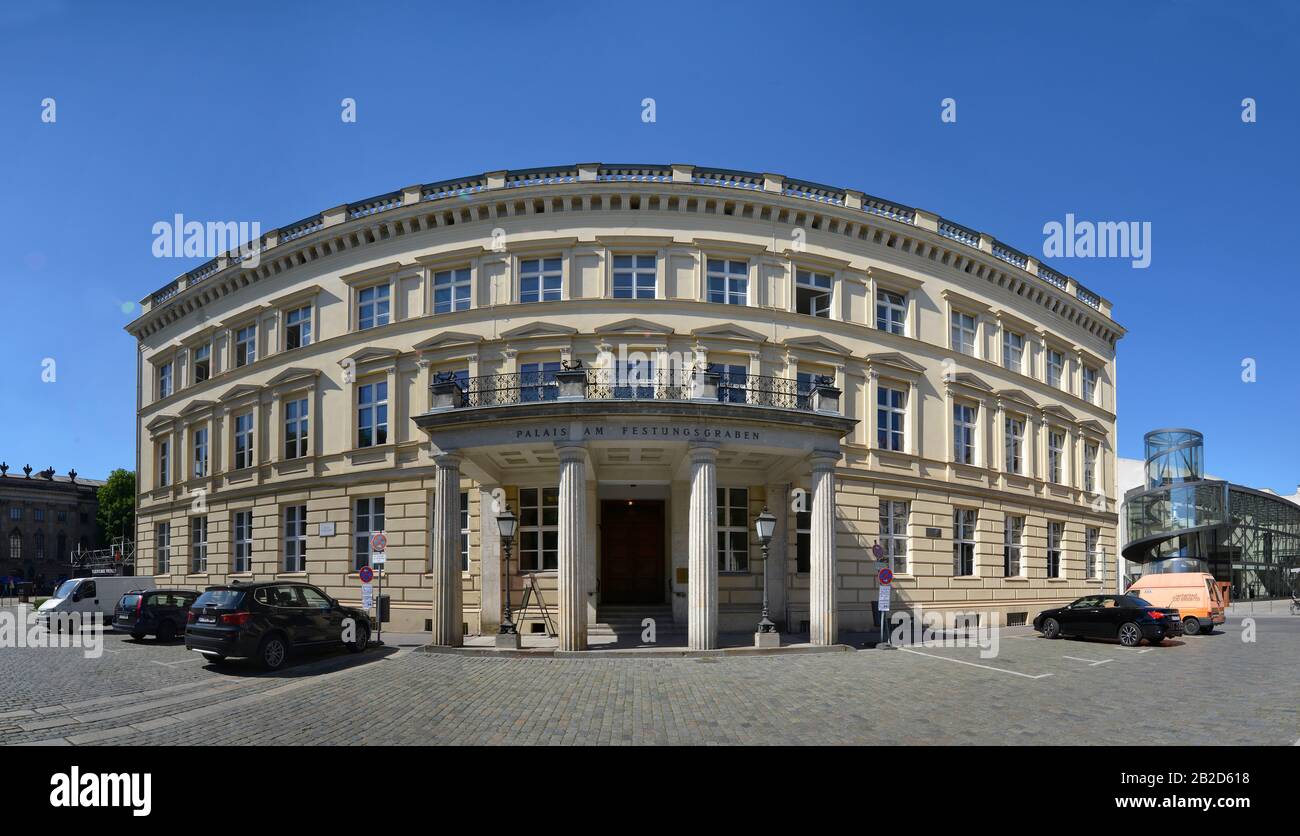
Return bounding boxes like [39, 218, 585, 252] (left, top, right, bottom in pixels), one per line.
[599, 500, 666, 604]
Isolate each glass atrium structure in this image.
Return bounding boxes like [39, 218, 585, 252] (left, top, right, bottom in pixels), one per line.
[1123, 429, 1300, 600]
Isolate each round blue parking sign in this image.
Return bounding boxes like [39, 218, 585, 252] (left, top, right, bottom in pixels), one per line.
[359, 566, 374, 584]
[878, 567, 893, 586]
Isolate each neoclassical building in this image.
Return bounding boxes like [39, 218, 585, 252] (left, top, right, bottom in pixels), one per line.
[128, 164, 1124, 648]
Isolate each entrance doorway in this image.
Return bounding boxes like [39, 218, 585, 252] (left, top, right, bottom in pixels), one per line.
[599, 500, 665, 604]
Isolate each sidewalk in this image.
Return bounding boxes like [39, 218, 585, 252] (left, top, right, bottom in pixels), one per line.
[1226, 599, 1295, 618]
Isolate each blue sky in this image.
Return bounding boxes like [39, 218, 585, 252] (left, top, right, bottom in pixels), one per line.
[1, 0, 1296, 492]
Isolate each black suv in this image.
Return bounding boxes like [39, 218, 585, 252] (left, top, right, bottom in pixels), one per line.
[185, 581, 373, 670]
[115, 589, 200, 641]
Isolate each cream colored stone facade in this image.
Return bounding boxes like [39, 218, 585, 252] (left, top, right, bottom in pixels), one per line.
[128, 165, 1124, 641]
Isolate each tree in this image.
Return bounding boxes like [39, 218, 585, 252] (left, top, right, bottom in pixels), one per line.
[96, 469, 136, 547]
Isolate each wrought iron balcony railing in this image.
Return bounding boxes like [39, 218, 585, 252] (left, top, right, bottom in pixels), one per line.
[430, 368, 838, 414]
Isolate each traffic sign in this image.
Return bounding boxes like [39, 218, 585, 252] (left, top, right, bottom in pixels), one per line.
[372, 553, 386, 567]
[877, 585, 891, 611]
[370, 532, 387, 553]
[358, 566, 374, 584]
[871, 543, 884, 560]
[361, 583, 374, 609]
[878, 567, 893, 586]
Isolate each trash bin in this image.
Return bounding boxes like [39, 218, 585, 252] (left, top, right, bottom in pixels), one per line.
[378, 594, 390, 624]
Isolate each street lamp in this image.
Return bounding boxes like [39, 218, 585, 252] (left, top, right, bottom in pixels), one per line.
[755, 506, 777, 636]
[496, 507, 518, 635]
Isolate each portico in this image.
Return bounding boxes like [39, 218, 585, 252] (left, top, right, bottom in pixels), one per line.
[413, 386, 856, 651]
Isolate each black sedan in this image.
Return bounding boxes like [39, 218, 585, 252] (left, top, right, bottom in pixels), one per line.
[1033, 594, 1183, 647]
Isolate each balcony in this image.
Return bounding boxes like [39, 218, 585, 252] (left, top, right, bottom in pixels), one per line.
[428, 367, 841, 415]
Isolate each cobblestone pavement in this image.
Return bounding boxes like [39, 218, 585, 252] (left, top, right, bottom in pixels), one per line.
[1, 605, 1295, 745]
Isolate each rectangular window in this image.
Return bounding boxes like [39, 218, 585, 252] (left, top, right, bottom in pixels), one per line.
[876, 290, 906, 335]
[34, 509, 44, 522]
[284, 505, 307, 572]
[795, 269, 832, 317]
[518, 487, 558, 571]
[950, 311, 977, 357]
[192, 427, 208, 478]
[234, 412, 254, 470]
[234, 325, 257, 367]
[1003, 331, 1024, 373]
[520, 361, 560, 403]
[1084, 442, 1098, 493]
[717, 363, 748, 405]
[519, 257, 562, 303]
[284, 397, 309, 459]
[459, 491, 470, 572]
[1003, 516, 1023, 577]
[953, 509, 976, 576]
[1085, 526, 1100, 578]
[876, 385, 906, 452]
[8, 507, 20, 521]
[796, 509, 810, 574]
[285, 305, 312, 349]
[614, 358, 655, 399]
[232, 510, 252, 573]
[155, 522, 171, 574]
[1047, 521, 1063, 578]
[612, 254, 656, 299]
[1083, 365, 1098, 404]
[158, 439, 170, 487]
[190, 516, 208, 573]
[357, 284, 391, 330]
[1047, 349, 1065, 389]
[357, 381, 388, 448]
[716, 488, 749, 572]
[880, 500, 909, 573]
[353, 498, 385, 571]
[706, 258, 748, 306]
[434, 267, 473, 313]
[1004, 416, 1024, 474]
[953, 402, 977, 465]
[192, 343, 211, 383]
[1048, 430, 1065, 484]
[157, 362, 173, 399]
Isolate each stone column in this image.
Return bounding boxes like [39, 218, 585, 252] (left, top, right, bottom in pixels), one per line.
[688, 442, 719, 650]
[478, 485, 501, 635]
[556, 442, 588, 651]
[430, 452, 463, 646]
[809, 451, 839, 646]
[765, 482, 790, 629]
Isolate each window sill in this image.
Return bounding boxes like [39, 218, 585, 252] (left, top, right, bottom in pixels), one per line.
[276, 572, 309, 578]
[1002, 576, 1029, 582]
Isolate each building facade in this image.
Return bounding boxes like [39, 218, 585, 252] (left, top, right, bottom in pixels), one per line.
[1122, 429, 1300, 600]
[127, 164, 1124, 646]
[0, 465, 103, 589]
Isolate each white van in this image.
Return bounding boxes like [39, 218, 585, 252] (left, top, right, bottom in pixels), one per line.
[37, 577, 154, 625]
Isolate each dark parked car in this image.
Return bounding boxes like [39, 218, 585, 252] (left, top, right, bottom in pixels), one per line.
[114, 589, 200, 641]
[185, 581, 373, 670]
[1034, 594, 1183, 647]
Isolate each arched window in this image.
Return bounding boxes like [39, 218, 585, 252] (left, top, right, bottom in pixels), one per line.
[8, 530, 20, 560]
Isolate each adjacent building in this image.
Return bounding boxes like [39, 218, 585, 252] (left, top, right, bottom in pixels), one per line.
[1121, 429, 1300, 600]
[0, 465, 103, 589]
[127, 164, 1124, 646]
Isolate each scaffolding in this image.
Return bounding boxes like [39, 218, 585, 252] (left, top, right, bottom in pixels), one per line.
[70, 536, 136, 576]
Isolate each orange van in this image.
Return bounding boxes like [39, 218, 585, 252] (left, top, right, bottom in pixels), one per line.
[1125, 571, 1226, 635]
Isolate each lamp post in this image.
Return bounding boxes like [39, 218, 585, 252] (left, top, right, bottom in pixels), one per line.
[754, 506, 779, 645]
[496, 507, 518, 636]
